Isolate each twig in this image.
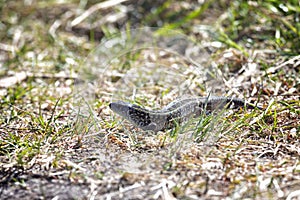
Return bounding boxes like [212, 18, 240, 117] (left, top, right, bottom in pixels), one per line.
[266, 55, 300, 74]
[70, 0, 129, 27]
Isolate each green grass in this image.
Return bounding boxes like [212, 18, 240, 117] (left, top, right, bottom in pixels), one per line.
[0, 0, 299, 199]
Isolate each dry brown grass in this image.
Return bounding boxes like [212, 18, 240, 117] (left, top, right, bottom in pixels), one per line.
[0, 0, 299, 199]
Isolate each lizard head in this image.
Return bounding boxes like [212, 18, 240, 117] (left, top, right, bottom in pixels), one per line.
[109, 101, 157, 130]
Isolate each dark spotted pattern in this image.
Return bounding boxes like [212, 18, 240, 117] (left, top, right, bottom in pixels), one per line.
[128, 105, 152, 127]
[110, 96, 262, 131]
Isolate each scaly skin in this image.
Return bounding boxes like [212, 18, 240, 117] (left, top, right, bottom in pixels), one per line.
[109, 96, 262, 131]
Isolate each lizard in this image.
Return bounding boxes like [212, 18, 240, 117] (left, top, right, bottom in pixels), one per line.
[109, 96, 262, 132]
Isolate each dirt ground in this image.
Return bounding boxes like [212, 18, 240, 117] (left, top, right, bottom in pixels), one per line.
[0, 1, 299, 199]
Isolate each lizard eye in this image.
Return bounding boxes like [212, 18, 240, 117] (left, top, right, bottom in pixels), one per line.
[139, 120, 145, 127]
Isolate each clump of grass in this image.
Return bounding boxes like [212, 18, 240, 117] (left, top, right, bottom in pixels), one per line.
[216, 0, 300, 54]
[1, 0, 299, 199]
